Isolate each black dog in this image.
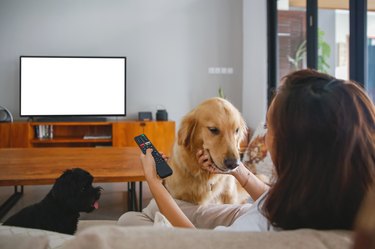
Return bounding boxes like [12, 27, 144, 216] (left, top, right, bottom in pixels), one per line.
[3, 168, 102, 235]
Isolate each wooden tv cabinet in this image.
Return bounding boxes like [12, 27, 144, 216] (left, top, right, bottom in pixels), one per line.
[0, 120, 175, 155]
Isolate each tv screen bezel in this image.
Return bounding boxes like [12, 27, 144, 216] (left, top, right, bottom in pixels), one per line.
[19, 55, 127, 119]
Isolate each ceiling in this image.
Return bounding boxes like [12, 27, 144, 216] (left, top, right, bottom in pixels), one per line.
[290, 0, 375, 11]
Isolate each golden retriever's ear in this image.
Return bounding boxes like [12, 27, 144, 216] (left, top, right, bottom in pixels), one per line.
[177, 112, 197, 148]
[238, 116, 248, 145]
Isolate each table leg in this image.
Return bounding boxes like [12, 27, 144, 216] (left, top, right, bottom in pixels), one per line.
[127, 182, 143, 212]
[127, 182, 137, 211]
[139, 181, 143, 211]
[0, 186, 24, 220]
[127, 182, 131, 211]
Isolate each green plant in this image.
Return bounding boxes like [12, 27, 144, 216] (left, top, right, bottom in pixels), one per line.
[317, 29, 331, 73]
[288, 40, 306, 70]
[288, 29, 331, 73]
[218, 87, 226, 99]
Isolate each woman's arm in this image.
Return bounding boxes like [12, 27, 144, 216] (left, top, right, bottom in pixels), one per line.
[196, 150, 269, 201]
[231, 162, 269, 201]
[141, 149, 195, 228]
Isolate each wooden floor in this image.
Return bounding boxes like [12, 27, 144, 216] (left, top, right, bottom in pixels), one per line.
[0, 182, 152, 223]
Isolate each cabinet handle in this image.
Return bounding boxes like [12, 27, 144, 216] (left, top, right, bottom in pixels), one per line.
[140, 122, 146, 127]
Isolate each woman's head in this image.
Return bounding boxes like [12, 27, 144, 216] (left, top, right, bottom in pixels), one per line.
[263, 69, 375, 230]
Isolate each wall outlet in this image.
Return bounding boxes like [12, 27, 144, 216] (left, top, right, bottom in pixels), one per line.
[208, 67, 234, 75]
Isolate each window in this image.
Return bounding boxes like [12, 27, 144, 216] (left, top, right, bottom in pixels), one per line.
[367, 1, 375, 100]
[268, 0, 371, 104]
[318, 1, 349, 79]
[277, 1, 306, 81]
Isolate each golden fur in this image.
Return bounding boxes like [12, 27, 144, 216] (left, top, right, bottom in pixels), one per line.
[164, 97, 249, 205]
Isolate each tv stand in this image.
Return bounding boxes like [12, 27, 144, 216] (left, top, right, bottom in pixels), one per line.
[32, 116, 108, 122]
[0, 120, 175, 155]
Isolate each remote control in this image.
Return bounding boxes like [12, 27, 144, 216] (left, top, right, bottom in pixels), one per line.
[134, 134, 173, 178]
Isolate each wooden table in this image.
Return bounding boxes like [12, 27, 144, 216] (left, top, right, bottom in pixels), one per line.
[0, 147, 145, 219]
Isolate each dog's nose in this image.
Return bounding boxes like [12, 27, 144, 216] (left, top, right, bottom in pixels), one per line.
[224, 158, 240, 170]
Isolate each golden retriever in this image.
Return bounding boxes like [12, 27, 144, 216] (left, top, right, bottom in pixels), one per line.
[164, 97, 249, 205]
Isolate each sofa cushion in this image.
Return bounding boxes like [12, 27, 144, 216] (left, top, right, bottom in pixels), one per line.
[77, 220, 117, 232]
[0, 225, 73, 249]
[62, 225, 353, 249]
[0, 222, 353, 249]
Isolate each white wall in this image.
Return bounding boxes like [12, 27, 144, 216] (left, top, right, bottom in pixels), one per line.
[242, 0, 268, 129]
[0, 0, 250, 128]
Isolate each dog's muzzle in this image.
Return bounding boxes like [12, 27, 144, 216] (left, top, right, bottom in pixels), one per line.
[224, 158, 240, 170]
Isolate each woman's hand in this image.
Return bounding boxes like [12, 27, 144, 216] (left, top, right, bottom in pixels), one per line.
[196, 149, 232, 174]
[140, 149, 162, 184]
[159, 151, 169, 162]
[140, 149, 195, 228]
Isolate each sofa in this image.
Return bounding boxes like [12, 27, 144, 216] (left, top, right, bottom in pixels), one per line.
[0, 220, 353, 249]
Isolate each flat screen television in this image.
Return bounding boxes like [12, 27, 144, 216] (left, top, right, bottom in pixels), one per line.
[20, 56, 126, 121]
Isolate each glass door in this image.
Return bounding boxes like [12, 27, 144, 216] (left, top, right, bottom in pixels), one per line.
[269, 0, 370, 99]
[318, 0, 349, 79]
[367, 0, 375, 100]
[277, 0, 307, 81]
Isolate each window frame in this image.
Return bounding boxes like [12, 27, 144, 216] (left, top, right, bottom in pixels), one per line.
[267, 0, 368, 99]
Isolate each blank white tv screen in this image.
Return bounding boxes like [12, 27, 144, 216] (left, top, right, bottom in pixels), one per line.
[20, 56, 126, 116]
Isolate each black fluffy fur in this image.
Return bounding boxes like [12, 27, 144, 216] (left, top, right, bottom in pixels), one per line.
[3, 168, 102, 235]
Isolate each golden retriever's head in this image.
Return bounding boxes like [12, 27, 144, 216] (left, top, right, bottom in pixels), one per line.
[178, 97, 247, 172]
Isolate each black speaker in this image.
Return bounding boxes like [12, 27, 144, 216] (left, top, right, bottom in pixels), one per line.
[138, 112, 153, 121]
[0, 106, 13, 122]
[156, 109, 168, 121]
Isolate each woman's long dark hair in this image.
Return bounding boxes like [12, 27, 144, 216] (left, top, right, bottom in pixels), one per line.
[262, 69, 375, 230]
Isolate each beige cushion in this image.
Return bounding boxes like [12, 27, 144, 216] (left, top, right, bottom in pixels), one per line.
[153, 212, 173, 228]
[77, 220, 117, 233]
[63, 225, 353, 249]
[0, 222, 353, 249]
[0, 225, 73, 249]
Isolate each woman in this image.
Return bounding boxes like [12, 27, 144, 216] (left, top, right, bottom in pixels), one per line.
[123, 69, 375, 231]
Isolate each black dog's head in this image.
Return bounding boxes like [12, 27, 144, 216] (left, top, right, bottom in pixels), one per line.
[51, 168, 102, 213]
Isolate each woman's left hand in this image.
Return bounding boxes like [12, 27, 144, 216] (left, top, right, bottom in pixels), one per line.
[196, 149, 227, 174]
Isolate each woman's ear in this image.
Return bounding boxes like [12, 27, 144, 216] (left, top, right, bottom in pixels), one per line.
[177, 111, 197, 149]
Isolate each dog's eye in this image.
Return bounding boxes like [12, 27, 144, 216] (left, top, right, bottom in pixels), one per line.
[208, 127, 220, 135]
[235, 128, 239, 134]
